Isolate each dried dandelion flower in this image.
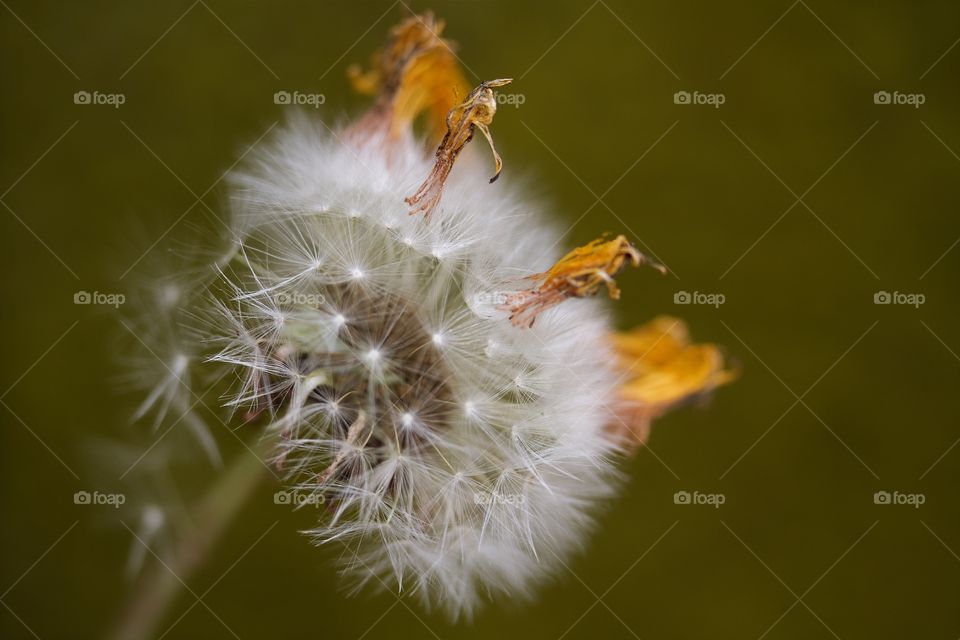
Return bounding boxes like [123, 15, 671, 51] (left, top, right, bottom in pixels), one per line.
[120, 11, 733, 627]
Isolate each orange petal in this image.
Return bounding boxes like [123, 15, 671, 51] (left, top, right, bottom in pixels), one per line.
[608, 316, 736, 449]
[502, 235, 663, 327]
[347, 12, 469, 142]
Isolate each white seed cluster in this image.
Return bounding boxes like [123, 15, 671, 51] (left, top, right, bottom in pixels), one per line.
[142, 117, 624, 619]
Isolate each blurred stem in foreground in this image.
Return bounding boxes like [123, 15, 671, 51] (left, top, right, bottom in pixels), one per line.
[109, 439, 275, 640]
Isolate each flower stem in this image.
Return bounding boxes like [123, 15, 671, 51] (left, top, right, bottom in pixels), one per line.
[108, 440, 275, 640]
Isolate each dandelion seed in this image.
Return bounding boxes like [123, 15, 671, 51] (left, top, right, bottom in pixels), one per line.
[158, 284, 180, 309]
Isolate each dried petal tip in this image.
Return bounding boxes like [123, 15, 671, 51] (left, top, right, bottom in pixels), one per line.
[406, 78, 513, 220]
[316, 410, 369, 485]
[347, 12, 468, 141]
[607, 316, 737, 449]
[501, 234, 664, 327]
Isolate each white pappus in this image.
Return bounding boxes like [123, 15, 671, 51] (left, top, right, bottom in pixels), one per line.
[209, 114, 625, 619]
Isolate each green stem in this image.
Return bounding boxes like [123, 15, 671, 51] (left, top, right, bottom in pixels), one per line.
[108, 440, 274, 640]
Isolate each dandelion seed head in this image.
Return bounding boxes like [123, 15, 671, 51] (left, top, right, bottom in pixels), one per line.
[124, 12, 734, 624]
[167, 114, 623, 619]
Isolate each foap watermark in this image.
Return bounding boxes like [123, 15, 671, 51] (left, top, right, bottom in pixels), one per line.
[873, 90, 925, 108]
[74, 290, 126, 308]
[273, 489, 325, 508]
[873, 490, 925, 508]
[275, 292, 327, 306]
[674, 490, 725, 508]
[674, 290, 725, 308]
[74, 90, 126, 108]
[874, 290, 925, 308]
[472, 291, 525, 306]
[274, 90, 326, 108]
[474, 491, 525, 507]
[674, 90, 725, 108]
[74, 490, 126, 508]
[496, 93, 526, 108]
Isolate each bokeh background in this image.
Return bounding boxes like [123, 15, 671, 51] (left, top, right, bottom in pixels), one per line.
[3, 1, 960, 638]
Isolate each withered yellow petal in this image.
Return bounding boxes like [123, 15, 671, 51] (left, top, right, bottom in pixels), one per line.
[608, 316, 736, 449]
[503, 235, 664, 327]
[347, 12, 469, 141]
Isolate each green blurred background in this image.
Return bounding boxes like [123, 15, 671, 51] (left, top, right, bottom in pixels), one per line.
[3, 1, 960, 638]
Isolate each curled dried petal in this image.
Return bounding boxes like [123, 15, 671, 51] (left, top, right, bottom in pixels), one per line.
[501, 234, 665, 327]
[405, 78, 513, 220]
